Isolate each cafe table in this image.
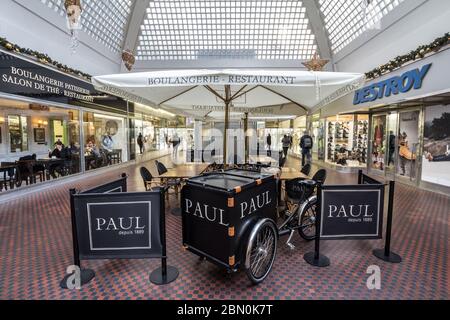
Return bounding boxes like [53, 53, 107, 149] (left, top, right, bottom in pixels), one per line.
[159, 163, 210, 216]
[279, 167, 308, 181]
[159, 163, 209, 179]
[249, 155, 278, 165]
[0, 163, 18, 190]
[37, 158, 65, 180]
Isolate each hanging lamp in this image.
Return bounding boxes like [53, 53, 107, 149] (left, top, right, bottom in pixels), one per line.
[64, 0, 83, 53]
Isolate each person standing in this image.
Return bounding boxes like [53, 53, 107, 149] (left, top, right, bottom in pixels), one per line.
[388, 131, 395, 166]
[300, 130, 313, 167]
[266, 133, 272, 157]
[137, 133, 144, 155]
[171, 132, 181, 159]
[282, 135, 291, 157]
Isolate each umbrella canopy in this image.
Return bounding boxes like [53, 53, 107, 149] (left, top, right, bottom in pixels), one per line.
[92, 69, 365, 120]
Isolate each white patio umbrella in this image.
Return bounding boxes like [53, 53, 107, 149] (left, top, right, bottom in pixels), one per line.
[92, 69, 364, 163]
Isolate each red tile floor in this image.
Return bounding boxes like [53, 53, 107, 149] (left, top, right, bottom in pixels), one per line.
[0, 156, 448, 300]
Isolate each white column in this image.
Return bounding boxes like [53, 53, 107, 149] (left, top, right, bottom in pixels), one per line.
[194, 120, 203, 162]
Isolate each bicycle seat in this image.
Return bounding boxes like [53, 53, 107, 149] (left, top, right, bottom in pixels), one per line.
[299, 179, 317, 187]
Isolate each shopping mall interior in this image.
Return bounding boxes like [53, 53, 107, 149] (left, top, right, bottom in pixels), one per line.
[0, 0, 448, 304]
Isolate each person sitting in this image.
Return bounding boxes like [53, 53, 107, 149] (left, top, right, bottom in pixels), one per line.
[48, 142, 69, 179]
[85, 140, 102, 169]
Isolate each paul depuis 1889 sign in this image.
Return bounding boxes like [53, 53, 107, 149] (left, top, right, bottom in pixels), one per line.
[319, 184, 385, 240]
[73, 192, 163, 260]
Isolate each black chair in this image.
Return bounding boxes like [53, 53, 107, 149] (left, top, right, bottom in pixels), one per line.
[155, 160, 181, 198]
[140, 167, 161, 191]
[155, 160, 168, 176]
[30, 154, 46, 180]
[300, 163, 311, 176]
[17, 157, 43, 185]
[311, 169, 327, 185]
[302, 169, 327, 199]
[279, 156, 287, 168]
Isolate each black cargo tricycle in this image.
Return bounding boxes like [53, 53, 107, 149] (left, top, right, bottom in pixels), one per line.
[181, 169, 319, 284]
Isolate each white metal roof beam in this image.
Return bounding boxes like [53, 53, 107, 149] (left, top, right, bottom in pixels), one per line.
[122, 0, 151, 72]
[302, 0, 333, 70]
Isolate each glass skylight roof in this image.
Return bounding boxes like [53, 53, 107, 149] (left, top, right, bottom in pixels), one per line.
[136, 0, 318, 61]
[41, 0, 132, 53]
[319, 0, 404, 54]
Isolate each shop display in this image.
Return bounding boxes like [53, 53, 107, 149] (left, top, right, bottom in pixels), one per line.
[397, 111, 420, 179]
[325, 115, 368, 168]
[371, 115, 387, 171]
[327, 121, 335, 162]
[353, 118, 369, 164]
[422, 105, 450, 187]
[311, 120, 325, 160]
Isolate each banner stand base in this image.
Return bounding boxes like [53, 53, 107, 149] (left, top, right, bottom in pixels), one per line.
[60, 269, 95, 289]
[373, 249, 402, 263]
[150, 266, 179, 285]
[304, 252, 330, 267]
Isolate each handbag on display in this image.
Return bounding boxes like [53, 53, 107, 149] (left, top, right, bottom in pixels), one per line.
[399, 145, 416, 160]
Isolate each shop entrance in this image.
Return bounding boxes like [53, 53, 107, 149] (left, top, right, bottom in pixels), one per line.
[369, 108, 422, 186]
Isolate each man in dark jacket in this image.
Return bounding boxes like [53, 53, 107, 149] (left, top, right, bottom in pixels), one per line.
[137, 133, 144, 154]
[48, 141, 69, 178]
[266, 133, 272, 156]
[300, 130, 313, 167]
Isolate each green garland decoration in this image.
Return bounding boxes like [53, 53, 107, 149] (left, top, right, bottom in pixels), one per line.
[365, 32, 450, 80]
[0, 37, 91, 80]
[1, 32, 448, 82]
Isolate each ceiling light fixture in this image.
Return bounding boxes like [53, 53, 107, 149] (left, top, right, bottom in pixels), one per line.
[64, 0, 83, 54]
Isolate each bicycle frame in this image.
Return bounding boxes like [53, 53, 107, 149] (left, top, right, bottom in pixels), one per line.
[278, 194, 317, 237]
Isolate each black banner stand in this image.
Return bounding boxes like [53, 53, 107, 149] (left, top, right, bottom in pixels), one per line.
[60, 188, 95, 289]
[304, 184, 330, 267]
[358, 170, 402, 263]
[373, 180, 402, 263]
[150, 188, 179, 284]
[61, 175, 179, 288]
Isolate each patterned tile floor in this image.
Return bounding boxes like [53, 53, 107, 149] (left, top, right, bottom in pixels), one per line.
[0, 156, 448, 300]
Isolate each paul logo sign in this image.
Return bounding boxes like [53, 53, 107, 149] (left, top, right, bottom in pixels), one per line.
[319, 186, 384, 240]
[87, 202, 152, 250]
[184, 190, 272, 227]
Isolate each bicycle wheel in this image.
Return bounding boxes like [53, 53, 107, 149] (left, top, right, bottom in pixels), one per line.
[298, 198, 317, 241]
[245, 219, 278, 285]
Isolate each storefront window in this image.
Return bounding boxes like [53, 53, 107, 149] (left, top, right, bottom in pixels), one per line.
[354, 115, 369, 165]
[397, 111, 420, 179]
[82, 112, 127, 171]
[312, 119, 325, 160]
[0, 98, 81, 188]
[135, 115, 159, 154]
[292, 116, 306, 156]
[422, 105, 450, 187]
[371, 115, 387, 171]
[8, 115, 28, 153]
[326, 114, 366, 168]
